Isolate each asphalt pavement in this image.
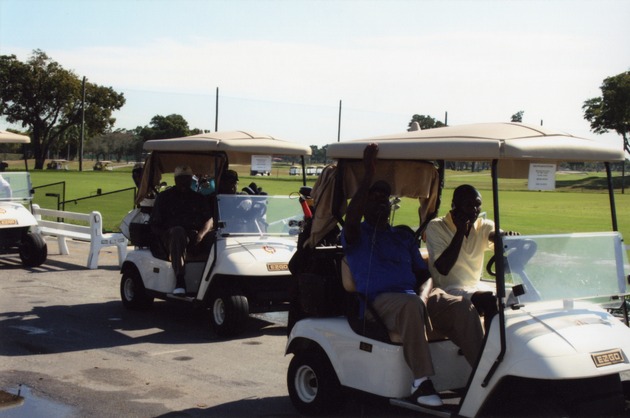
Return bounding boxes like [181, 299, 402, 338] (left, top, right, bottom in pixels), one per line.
[0, 238, 414, 418]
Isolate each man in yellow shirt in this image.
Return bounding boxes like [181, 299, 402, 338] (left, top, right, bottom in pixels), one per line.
[426, 185, 499, 330]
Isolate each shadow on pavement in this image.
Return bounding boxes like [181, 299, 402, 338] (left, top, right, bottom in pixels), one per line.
[0, 299, 286, 357]
[155, 393, 420, 418]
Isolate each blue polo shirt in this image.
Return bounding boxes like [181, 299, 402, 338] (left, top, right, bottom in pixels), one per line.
[341, 222, 426, 302]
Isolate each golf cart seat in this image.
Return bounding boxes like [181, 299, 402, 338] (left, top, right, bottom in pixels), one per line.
[341, 257, 403, 344]
[148, 231, 214, 263]
[341, 256, 448, 345]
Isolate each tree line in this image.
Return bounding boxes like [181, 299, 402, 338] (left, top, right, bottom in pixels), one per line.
[1, 50, 628, 169]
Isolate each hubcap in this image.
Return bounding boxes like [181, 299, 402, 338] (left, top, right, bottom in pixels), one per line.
[124, 278, 135, 300]
[295, 364, 318, 403]
[213, 298, 225, 326]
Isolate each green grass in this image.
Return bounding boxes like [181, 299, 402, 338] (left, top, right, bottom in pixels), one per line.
[23, 165, 630, 243]
[393, 170, 630, 242]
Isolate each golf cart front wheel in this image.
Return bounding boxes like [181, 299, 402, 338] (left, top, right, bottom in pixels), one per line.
[208, 290, 249, 337]
[120, 269, 153, 310]
[287, 350, 344, 415]
[19, 232, 47, 267]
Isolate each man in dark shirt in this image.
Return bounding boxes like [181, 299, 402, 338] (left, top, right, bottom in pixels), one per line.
[150, 165, 213, 295]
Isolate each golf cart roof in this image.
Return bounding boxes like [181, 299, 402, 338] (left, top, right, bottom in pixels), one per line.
[143, 131, 311, 164]
[326, 122, 624, 163]
[0, 130, 30, 144]
[136, 131, 310, 204]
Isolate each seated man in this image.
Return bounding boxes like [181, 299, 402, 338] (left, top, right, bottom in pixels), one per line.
[150, 165, 213, 295]
[341, 144, 483, 408]
[426, 184, 518, 331]
[218, 169, 239, 195]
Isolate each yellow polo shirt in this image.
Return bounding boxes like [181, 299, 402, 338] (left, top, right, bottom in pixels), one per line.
[425, 212, 495, 292]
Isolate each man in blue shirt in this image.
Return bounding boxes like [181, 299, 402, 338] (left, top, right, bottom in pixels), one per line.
[342, 144, 483, 408]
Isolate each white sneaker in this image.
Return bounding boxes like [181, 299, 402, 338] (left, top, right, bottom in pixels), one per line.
[173, 287, 186, 296]
[410, 379, 443, 407]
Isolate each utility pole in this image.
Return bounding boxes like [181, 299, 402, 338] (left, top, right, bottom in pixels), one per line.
[215, 87, 219, 132]
[79, 76, 86, 171]
[337, 100, 342, 142]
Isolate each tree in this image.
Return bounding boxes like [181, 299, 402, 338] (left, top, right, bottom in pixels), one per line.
[309, 145, 327, 164]
[86, 130, 139, 162]
[0, 50, 126, 169]
[408, 114, 446, 131]
[511, 111, 524, 123]
[582, 70, 630, 156]
[137, 114, 193, 141]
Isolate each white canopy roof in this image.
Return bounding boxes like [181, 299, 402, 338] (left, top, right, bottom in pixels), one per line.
[326, 123, 624, 162]
[144, 131, 311, 158]
[0, 130, 30, 144]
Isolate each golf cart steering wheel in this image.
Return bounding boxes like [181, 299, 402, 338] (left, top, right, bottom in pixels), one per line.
[486, 238, 538, 277]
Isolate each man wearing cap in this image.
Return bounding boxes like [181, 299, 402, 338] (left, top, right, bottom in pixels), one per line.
[150, 165, 213, 295]
[341, 144, 483, 408]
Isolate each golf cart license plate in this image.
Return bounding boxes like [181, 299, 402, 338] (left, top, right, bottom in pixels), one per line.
[267, 262, 288, 272]
[591, 349, 626, 367]
[0, 219, 17, 225]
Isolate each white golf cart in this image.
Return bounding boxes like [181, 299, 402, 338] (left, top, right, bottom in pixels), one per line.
[119, 131, 312, 336]
[0, 131, 47, 267]
[286, 122, 630, 417]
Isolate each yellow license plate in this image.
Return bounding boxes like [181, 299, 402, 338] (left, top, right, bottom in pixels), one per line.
[0, 219, 17, 225]
[591, 349, 626, 367]
[267, 263, 289, 272]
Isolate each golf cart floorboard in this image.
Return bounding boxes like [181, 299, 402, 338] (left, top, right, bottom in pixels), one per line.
[390, 398, 458, 417]
[166, 293, 195, 302]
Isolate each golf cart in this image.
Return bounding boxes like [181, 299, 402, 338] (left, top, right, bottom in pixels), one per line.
[93, 160, 114, 171]
[119, 131, 312, 336]
[0, 131, 47, 267]
[286, 123, 630, 417]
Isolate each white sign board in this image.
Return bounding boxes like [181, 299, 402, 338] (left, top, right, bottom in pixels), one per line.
[251, 155, 272, 172]
[528, 163, 556, 191]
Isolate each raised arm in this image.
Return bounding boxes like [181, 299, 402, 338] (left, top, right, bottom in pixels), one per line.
[343, 143, 379, 245]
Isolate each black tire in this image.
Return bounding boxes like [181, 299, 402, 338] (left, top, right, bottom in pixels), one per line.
[19, 232, 47, 267]
[208, 289, 249, 337]
[287, 349, 344, 415]
[120, 268, 153, 310]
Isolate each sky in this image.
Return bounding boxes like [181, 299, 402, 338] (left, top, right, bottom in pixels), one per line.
[1, 0, 629, 149]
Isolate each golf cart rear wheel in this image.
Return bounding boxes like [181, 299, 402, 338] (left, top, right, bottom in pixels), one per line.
[208, 290, 249, 337]
[19, 232, 47, 267]
[287, 350, 343, 415]
[120, 269, 153, 310]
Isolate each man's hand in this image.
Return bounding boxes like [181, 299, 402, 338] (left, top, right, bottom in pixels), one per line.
[419, 277, 433, 306]
[363, 143, 379, 176]
[452, 210, 473, 237]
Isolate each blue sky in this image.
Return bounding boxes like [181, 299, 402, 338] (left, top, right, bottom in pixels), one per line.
[1, 0, 629, 148]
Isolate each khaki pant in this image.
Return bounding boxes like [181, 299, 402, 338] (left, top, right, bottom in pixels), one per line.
[372, 288, 483, 378]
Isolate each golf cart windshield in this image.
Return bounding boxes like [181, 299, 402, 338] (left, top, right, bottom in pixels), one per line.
[504, 232, 629, 306]
[0, 172, 33, 201]
[216, 195, 304, 236]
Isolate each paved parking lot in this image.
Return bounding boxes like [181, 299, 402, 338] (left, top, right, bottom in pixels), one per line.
[0, 239, 412, 418]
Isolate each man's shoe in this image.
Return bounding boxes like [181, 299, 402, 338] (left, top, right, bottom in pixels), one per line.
[410, 379, 443, 407]
[173, 287, 186, 296]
